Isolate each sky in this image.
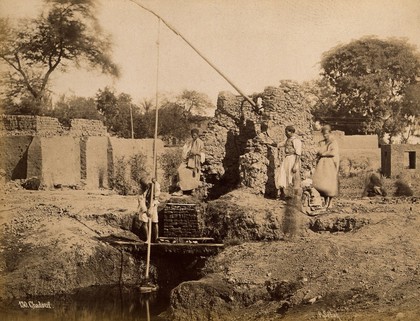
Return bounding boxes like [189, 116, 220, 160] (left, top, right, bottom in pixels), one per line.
[1, 0, 420, 106]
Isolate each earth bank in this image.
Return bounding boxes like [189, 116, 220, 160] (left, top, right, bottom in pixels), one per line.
[168, 192, 420, 321]
[1, 185, 419, 321]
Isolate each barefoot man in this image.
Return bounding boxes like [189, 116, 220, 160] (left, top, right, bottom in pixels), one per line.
[176, 128, 205, 195]
[275, 125, 302, 200]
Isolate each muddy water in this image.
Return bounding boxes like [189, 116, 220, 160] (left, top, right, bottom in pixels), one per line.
[0, 285, 169, 321]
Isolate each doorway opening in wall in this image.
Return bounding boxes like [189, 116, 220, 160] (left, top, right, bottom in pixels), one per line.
[405, 151, 416, 169]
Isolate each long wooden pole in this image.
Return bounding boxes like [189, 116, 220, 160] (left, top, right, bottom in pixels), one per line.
[128, 0, 256, 108]
[130, 105, 134, 139]
[144, 18, 161, 283]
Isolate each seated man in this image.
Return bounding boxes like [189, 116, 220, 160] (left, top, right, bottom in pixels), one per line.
[301, 170, 323, 215]
[363, 173, 387, 197]
[138, 176, 160, 242]
[175, 128, 205, 195]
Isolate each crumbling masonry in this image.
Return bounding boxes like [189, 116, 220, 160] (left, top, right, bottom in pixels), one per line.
[202, 81, 317, 198]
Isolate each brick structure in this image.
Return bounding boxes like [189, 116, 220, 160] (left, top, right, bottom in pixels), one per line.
[161, 201, 204, 237]
[0, 115, 166, 189]
[70, 119, 107, 137]
[0, 115, 106, 137]
[0, 115, 61, 136]
[27, 136, 81, 187]
[381, 144, 420, 178]
[0, 136, 33, 180]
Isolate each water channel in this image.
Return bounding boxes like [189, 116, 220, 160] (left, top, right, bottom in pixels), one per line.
[0, 285, 169, 321]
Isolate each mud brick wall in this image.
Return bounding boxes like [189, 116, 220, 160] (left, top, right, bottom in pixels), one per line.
[0, 115, 65, 136]
[0, 115, 37, 136]
[108, 138, 165, 187]
[0, 115, 106, 137]
[161, 203, 204, 237]
[35, 116, 64, 136]
[381, 144, 420, 178]
[84, 137, 110, 188]
[27, 136, 81, 187]
[70, 119, 107, 136]
[0, 136, 33, 180]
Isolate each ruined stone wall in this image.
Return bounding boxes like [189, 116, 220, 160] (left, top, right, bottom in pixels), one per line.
[201, 92, 259, 196]
[202, 81, 316, 198]
[240, 81, 316, 197]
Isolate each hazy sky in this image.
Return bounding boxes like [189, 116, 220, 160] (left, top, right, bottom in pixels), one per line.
[1, 0, 420, 105]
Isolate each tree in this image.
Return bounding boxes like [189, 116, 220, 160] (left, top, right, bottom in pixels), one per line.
[139, 98, 154, 114]
[176, 90, 215, 116]
[96, 88, 140, 138]
[47, 94, 102, 126]
[399, 82, 420, 143]
[317, 37, 420, 141]
[0, 0, 119, 114]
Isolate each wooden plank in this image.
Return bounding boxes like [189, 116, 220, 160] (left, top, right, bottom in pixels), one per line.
[158, 237, 214, 241]
[108, 240, 223, 247]
[165, 203, 197, 206]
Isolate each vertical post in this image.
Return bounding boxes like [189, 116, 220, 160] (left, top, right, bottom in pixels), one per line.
[144, 17, 161, 282]
[130, 105, 134, 139]
[146, 298, 151, 321]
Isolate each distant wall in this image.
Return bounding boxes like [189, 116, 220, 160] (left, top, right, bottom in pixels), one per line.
[108, 138, 165, 182]
[0, 115, 171, 189]
[0, 115, 106, 137]
[69, 119, 107, 137]
[0, 115, 63, 136]
[313, 131, 378, 150]
[381, 144, 420, 178]
[0, 136, 33, 180]
[27, 136, 81, 187]
[84, 137, 110, 189]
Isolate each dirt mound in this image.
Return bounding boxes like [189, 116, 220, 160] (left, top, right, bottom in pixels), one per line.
[0, 191, 148, 300]
[170, 197, 420, 320]
[204, 188, 310, 242]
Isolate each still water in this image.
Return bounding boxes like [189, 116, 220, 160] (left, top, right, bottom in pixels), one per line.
[0, 285, 169, 321]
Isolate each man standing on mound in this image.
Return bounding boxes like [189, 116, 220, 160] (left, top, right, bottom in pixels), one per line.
[175, 128, 205, 195]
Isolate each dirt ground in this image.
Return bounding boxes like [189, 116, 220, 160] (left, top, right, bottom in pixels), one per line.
[169, 189, 420, 320]
[0, 185, 147, 300]
[1, 181, 419, 320]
